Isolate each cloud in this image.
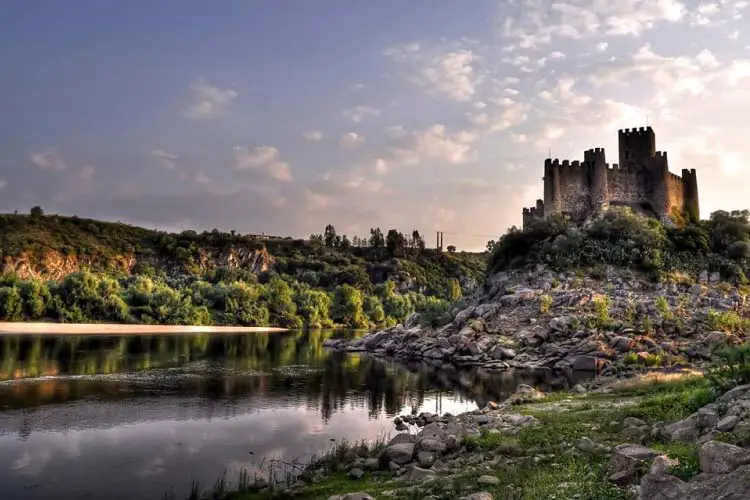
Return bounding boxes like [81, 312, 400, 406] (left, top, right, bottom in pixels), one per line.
[390, 124, 479, 166]
[340, 132, 365, 148]
[151, 149, 179, 169]
[195, 171, 210, 183]
[0, 179, 6, 190]
[596, 42, 609, 52]
[303, 130, 324, 141]
[343, 105, 380, 123]
[30, 149, 66, 171]
[419, 50, 477, 100]
[384, 42, 479, 101]
[182, 79, 237, 119]
[79, 165, 96, 180]
[232, 146, 294, 182]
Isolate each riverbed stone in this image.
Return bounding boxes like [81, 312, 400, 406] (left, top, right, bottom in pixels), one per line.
[380, 443, 415, 466]
[716, 415, 740, 432]
[347, 468, 365, 479]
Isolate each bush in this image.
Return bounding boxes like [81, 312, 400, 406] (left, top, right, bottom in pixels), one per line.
[705, 345, 750, 392]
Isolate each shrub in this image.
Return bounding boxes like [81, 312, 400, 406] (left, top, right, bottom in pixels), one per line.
[705, 345, 750, 392]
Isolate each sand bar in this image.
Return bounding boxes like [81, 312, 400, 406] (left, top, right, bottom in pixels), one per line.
[0, 322, 287, 335]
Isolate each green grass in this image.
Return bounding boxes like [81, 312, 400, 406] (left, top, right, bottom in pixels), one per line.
[216, 375, 715, 500]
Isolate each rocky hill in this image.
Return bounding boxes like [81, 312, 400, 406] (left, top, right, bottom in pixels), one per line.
[0, 213, 485, 294]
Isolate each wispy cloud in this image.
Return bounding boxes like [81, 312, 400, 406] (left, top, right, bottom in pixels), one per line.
[29, 149, 66, 171]
[182, 79, 237, 119]
[232, 145, 293, 182]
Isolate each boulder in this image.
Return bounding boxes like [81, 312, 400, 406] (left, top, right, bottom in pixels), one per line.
[397, 465, 436, 482]
[608, 444, 660, 485]
[328, 493, 376, 500]
[380, 443, 415, 466]
[699, 440, 750, 474]
[639, 465, 750, 500]
[417, 438, 447, 454]
[716, 415, 740, 432]
[347, 468, 365, 479]
[416, 451, 436, 468]
[489, 346, 516, 360]
[460, 494, 494, 500]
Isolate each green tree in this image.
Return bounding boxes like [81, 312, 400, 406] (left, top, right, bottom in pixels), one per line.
[369, 227, 385, 248]
[264, 276, 301, 328]
[30, 205, 44, 217]
[386, 229, 407, 257]
[0, 287, 24, 321]
[324, 224, 338, 247]
[331, 284, 368, 328]
[447, 277, 462, 301]
[363, 295, 386, 325]
[294, 287, 332, 328]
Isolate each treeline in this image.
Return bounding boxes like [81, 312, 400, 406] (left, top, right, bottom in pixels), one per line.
[0, 270, 460, 329]
[489, 207, 750, 281]
[309, 224, 428, 255]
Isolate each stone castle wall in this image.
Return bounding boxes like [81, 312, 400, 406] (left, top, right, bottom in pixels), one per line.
[522, 127, 699, 228]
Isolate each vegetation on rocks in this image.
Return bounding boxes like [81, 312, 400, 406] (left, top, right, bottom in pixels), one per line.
[488, 207, 750, 282]
[0, 212, 486, 327]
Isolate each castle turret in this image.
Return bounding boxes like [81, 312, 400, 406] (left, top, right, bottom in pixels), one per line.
[619, 127, 655, 165]
[585, 148, 609, 213]
[682, 168, 700, 222]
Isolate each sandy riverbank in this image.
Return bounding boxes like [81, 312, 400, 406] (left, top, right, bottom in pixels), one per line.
[0, 322, 287, 335]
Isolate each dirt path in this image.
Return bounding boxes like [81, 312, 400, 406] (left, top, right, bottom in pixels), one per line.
[0, 322, 287, 335]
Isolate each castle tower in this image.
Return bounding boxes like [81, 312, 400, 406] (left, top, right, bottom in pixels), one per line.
[584, 148, 609, 213]
[618, 127, 656, 165]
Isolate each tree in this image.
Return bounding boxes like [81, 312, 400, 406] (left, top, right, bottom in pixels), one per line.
[30, 206, 44, 217]
[486, 239, 497, 252]
[447, 245, 456, 253]
[340, 235, 351, 250]
[324, 224, 338, 247]
[369, 227, 385, 248]
[447, 278, 462, 301]
[309, 233, 324, 243]
[331, 284, 368, 328]
[386, 229, 407, 257]
[412, 230, 425, 250]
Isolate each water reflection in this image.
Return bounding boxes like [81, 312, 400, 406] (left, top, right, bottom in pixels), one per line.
[0, 331, 569, 500]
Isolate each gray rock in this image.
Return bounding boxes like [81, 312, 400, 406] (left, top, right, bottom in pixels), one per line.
[570, 354, 601, 372]
[570, 384, 587, 394]
[398, 465, 436, 482]
[477, 475, 500, 485]
[380, 443, 415, 466]
[716, 415, 740, 432]
[697, 405, 719, 429]
[460, 493, 494, 500]
[662, 414, 700, 442]
[489, 346, 516, 360]
[639, 464, 750, 500]
[416, 451, 436, 468]
[609, 444, 660, 485]
[386, 433, 415, 447]
[650, 455, 679, 475]
[363, 458, 380, 471]
[348, 468, 365, 479]
[610, 336, 634, 352]
[417, 438, 447, 454]
[576, 437, 598, 453]
[623, 417, 648, 428]
[328, 494, 376, 500]
[454, 306, 476, 327]
[699, 440, 750, 474]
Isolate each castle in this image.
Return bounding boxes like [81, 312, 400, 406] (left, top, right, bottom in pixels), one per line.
[522, 127, 699, 228]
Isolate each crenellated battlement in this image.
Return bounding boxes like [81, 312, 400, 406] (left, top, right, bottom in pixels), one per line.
[523, 126, 699, 228]
[619, 126, 654, 137]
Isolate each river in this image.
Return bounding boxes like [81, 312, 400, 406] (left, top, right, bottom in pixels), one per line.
[0, 330, 568, 500]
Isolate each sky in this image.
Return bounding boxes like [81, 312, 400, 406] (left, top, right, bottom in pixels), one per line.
[1, 0, 749, 251]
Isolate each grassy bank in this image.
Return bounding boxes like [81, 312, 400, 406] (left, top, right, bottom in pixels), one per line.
[183, 372, 715, 500]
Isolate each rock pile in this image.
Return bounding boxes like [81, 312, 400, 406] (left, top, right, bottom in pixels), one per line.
[325, 266, 746, 376]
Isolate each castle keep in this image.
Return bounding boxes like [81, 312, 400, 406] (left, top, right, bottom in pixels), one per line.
[522, 127, 699, 228]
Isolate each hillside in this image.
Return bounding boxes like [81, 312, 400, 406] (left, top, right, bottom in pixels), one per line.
[0, 212, 486, 328]
[0, 213, 485, 292]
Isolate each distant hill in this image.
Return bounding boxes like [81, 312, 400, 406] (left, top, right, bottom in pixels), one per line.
[0, 212, 486, 296]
